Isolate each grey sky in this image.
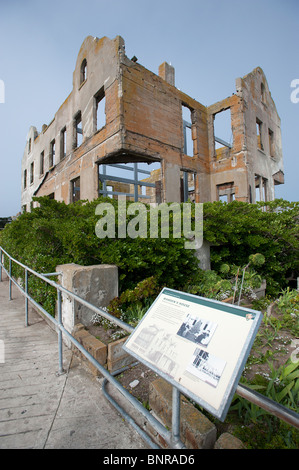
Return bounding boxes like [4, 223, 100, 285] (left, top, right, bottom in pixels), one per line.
[0, 0, 298, 216]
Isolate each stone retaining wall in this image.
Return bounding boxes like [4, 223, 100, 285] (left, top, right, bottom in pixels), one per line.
[149, 378, 245, 449]
[73, 323, 135, 375]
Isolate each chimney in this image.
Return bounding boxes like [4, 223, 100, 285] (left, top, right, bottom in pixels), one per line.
[159, 62, 175, 86]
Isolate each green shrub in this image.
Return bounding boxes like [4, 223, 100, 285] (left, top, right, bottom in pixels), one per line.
[203, 199, 299, 296]
[0, 197, 198, 314]
[1, 197, 298, 315]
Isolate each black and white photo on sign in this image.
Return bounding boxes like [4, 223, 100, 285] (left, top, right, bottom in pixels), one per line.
[176, 313, 217, 347]
[186, 347, 226, 388]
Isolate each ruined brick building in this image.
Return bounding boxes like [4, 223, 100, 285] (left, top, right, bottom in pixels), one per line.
[21, 35, 284, 211]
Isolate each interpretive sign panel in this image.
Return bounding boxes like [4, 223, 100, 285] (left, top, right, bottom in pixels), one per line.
[123, 287, 262, 421]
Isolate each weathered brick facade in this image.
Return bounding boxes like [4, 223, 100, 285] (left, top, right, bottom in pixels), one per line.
[21, 35, 284, 210]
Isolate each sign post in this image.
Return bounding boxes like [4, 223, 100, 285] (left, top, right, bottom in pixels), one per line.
[123, 287, 262, 421]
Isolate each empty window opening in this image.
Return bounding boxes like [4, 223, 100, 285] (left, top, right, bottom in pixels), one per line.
[217, 182, 235, 203]
[28, 138, 32, 154]
[40, 151, 44, 175]
[47, 193, 55, 200]
[180, 171, 196, 202]
[24, 169, 27, 189]
[182, 105, 194, 156]
[255, 175, 268, 203]
[30, 162, 34, 185]
[74, 112, 83, 148]
[213, 109, 232, 150]
[138, 162, 162, 203]
[71, 177, 81, 202]
[256, 118, 263, 150]
[60, 127, 67, 160]
[80, 59, 87, 85]
[50, 140, 55, 167]
[219, 194, 228, 202]
[268, 129, 274, 158]
[95, 88, 106, 131]
[98, 161, 161, 203]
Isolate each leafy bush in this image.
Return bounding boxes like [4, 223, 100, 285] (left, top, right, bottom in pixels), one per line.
[1, 197, 298, 315]
[107, 276, 159, 321]
[185, 258, 264, 302]
[203, 199, 299, 295]
[0, 197, 198, 314]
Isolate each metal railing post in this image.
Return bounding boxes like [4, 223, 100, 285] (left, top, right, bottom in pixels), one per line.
[171, 386, 186, 449]
[57, 289, 65, 375]
[9, 258, 12, 300]
[25, 269, 28, 326]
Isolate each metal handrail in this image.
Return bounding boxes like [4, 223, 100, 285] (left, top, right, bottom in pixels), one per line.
[0, 245, 298, 449]
[0, 246, 182, 449]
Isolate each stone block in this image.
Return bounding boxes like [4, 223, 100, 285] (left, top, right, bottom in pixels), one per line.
[81, 335, 107, 366]
[74, 327, 90, 345]
[214, 432, 245, 449]
[107, 336, 136, 373]
[149, 378, 217, 449]
[73, 324, 107, 377]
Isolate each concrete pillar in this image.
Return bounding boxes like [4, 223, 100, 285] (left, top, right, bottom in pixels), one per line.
[56, 263, 118, 337]
[194, 240, 211, 271]
[164, 162, 181, 202]
[259, 176, 263, 202]
[158, 62, 175, 86]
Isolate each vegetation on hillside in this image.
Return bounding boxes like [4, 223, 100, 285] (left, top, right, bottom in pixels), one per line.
[0, 196, 298, 448]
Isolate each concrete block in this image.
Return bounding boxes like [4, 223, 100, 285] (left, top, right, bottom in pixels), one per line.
[214, 432, 245, 449]
[56, 263, 118, 332]
[149, 378, 217, 449]
[254, 279, 267, 299]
